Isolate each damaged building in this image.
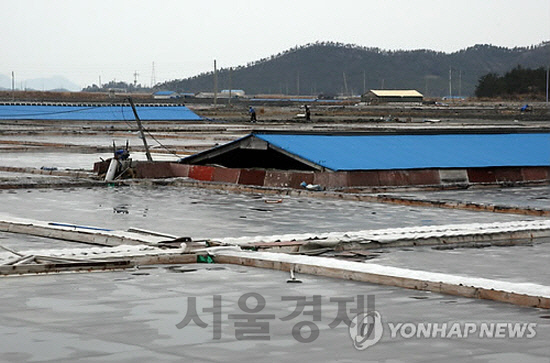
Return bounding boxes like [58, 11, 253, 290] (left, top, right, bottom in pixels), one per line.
[171, 131, 550, 189]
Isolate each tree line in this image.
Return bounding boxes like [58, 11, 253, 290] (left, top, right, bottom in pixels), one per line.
[82, 81, 151, 93]
[475, 66, 548, 98]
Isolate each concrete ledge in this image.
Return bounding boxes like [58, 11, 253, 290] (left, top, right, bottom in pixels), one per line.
[0, 260, 133, 276]
[0, 243, 199, 276]
[211, 251, 550, 309]
[215, 220, 550, 250]
[0, 217, 171, 246]
[0, 165, 96, 179]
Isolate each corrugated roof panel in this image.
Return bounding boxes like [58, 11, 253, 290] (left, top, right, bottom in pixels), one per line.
[0, 104, 202, 121]
[255, 133, 550, 171]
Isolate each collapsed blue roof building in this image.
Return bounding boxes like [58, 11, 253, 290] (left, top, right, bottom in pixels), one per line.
[178, 131, 550, 189]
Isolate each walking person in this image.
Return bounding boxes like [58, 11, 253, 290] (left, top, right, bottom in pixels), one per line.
[305, 105, 311, 121]
[248, 106, 257, 122]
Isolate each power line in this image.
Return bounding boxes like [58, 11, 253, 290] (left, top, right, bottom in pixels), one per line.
[0, 105, 103, 119]
[118, 101, 183, 159]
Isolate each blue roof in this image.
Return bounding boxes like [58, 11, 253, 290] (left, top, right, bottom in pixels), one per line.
[255, 133, 550, 171]
[0, 104, 202, 121]
[154, 91, 177, 95]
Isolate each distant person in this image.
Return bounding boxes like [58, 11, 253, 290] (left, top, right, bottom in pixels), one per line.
[305, 105, 311, 121]
[249, 106, 257, 122]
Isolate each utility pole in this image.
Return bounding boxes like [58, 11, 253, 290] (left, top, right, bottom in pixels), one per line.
[458, 70, 462, 98]
[363, 70, 366, 95]
[228, 67, 232, 106]
[425, 76, 428, 97]
[151, 62, 156, 88]
[11, 71, 14, 101]
[127, 97, 153, 162]
[296, 70, 300, 95]
[213, 59, 218, 106]
[449, 67, 452, 100]
[343, 72, 349, 97]
[545, 66, 549, 104]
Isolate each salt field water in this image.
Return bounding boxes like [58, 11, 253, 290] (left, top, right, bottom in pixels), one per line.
[0, 185, 544, 240]
[1, 116, 549, 362]
[0, 264, 548, 363]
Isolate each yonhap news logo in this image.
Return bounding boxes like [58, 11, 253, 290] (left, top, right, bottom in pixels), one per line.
[348, 311, 537, 350]
[349, 311, 384, 350]
[386, 321, 537, 340]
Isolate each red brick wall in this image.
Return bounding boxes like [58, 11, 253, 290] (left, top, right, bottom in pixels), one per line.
[347, 171, 380, 187]
[467, 168, 497, 183]
[135, 162, 175, 179]
[238, 169, 266, 186]
[181, 164, 549, 189]
[188, 165, 215, 181]
[264, 171, 292, 188]
[213, 167, 241, 183]
[313, 172, 348, 188]
[169, 163, 189, 177]
[289, 172, 315, 188]
[521, 167, 549, 181]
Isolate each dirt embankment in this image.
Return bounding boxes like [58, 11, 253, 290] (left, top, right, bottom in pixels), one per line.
[1, 90, 549, 121]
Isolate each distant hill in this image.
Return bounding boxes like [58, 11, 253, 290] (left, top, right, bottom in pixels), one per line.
[0, 74, 80, 92]
[0, 74, 11, 90]
[157, 41, 550, 97]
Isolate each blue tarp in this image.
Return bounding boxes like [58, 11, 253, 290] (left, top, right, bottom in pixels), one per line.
[0, 104, 202, 121]
[153, 91, 177, 95]
[255, 133, 550, 171]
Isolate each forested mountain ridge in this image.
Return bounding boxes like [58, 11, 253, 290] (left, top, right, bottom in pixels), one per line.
[157, 41, 550, 97]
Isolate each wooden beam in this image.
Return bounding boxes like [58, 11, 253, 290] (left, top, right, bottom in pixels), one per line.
[212, 252, 550, 309]
[0, 260, 133, 276]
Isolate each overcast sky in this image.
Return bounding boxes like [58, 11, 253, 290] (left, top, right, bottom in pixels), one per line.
[1, 0, 549, 90]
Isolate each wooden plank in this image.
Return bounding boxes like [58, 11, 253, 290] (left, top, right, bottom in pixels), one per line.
[212, 253, 550, 309]
[0, 260, 133, 276]
[0, 253, 199, 276]
[0, 219, 169, 247]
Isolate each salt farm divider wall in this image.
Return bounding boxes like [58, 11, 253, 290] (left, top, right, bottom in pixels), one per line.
[117, 162, 549, 189]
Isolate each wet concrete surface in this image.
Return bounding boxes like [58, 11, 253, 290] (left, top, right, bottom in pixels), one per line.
[0, 185, 543, 240]
[0, 231, 77, 251]
[0, 152, 112, 170]
[385, 186, 550, 211]
[0, 264, 548, 363]
[0, 172, 98, 189]
[0, 171, 61, 179]
[368, 240, 550, 286]
[1, 119, 550, 361]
